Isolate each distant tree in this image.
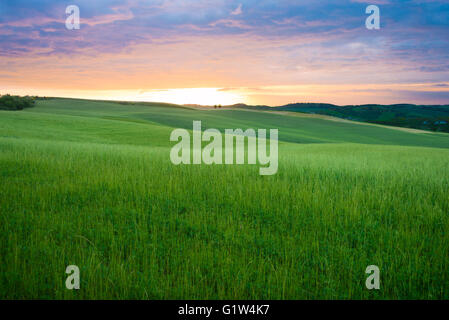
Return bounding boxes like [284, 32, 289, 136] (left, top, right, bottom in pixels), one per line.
[0, 94, 36, 111]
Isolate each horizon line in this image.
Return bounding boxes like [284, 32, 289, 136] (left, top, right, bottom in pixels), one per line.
[2, 94, 449, 108]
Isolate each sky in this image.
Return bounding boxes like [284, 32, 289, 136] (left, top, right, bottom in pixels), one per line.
[0, 0, 449, 106]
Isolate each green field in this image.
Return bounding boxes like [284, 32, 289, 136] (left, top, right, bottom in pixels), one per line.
[1, 98, 449, 299]
[240, 102, 449, 133]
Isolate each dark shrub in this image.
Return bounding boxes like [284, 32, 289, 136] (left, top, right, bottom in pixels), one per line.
[0, 94, 36, 111]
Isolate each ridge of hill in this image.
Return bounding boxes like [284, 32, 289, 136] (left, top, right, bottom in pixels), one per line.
[235, 103, 449, 133]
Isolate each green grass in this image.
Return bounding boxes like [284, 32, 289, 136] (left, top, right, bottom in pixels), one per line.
[1, 98, 448, 299]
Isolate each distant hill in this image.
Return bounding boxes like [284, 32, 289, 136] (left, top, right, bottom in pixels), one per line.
[4, 95, 448, 133]
[236, 103, 449, 133]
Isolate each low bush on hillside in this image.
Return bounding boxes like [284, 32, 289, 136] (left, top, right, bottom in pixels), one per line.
[0, 94, 36, 111]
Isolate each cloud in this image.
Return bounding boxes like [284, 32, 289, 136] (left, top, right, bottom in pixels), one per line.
[83, 7, 134, 26]
[231, 4, 243, 15]
[209, 19, 252, 29]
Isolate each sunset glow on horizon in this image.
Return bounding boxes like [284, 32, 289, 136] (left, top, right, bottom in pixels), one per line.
[1, 1, 449, 106]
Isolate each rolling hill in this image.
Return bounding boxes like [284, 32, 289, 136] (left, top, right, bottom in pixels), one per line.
[1, 98, 448, 299]
[233, 102, 449, 133]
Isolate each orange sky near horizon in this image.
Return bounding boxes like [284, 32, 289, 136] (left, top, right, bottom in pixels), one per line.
[3, 83, 449, 107]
